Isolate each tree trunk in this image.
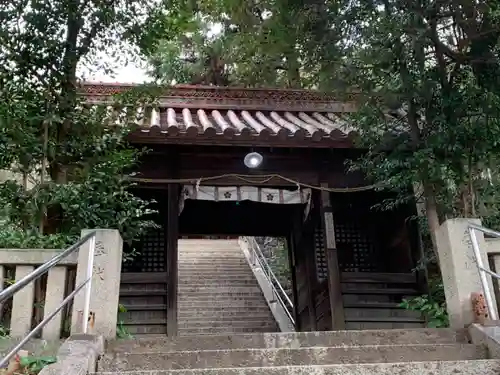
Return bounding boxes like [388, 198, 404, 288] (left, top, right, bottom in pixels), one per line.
[423, 183, 441, 264]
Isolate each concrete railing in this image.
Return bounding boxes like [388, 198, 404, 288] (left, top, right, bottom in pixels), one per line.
[238, 237, 295, 332]
[0, 229, 123, 341]
[0, 249, 78, 340]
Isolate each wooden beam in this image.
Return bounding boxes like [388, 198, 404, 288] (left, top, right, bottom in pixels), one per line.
[128, 133, 355, 149]
[166, 183, 180, 336]
[319, 185, 345, 330]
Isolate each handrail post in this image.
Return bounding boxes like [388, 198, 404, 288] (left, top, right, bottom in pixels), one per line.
[468, 227, 499, 321]
[82, 234, 96, 333]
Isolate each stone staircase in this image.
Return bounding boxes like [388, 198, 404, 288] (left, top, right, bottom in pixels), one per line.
[96, 328, 500, 374]
[177, 239, 278, 336]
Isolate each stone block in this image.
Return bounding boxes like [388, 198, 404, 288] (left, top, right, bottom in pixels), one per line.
[10, 265, 35, 337]
[71, 229, 123, 339]
[435, 218, 497, 328]
[42, 266, 67, 340]
[39, 334, 104, 375]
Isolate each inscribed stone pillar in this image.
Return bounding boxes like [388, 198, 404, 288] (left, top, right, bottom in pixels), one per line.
[10, 266, 35, 337]
[71, 229, 123, 339]
[436, 218, 497, 328]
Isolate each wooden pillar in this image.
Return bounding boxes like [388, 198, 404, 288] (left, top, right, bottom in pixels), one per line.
[304, 243, 318, 330]
[166, 183, 180, 336]
[319, 185, 345, 330]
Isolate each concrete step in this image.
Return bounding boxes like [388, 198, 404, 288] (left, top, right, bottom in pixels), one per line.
[346, 321, 426, 329]
[178, 276, 257, 281]
[178, 320, 276, 328]
[178, 286, 261, 293]
[178, 244, 241, 247]
[95, 359, 500, 375]
[178, 309, 273, 318]
[105, 329, 467, 353]
[178, 296, 268, 302]
[178, 271, 255, 277]
[178, 258, 245, 262]
[178, 251, 242, 254]
[178, 266, 253, 272]
[178, 326, 278, 336]
[178, 280, 259, 286]
[178, 301, 270, 308]
[178, 254, 246, 258]
[98, 343, 486, 372]
[177, 297, 268, 304]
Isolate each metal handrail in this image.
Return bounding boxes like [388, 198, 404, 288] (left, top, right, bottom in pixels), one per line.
[0, 231, 96, 369]
[246, 237, 295, 324]
[468, 223, 500, 322]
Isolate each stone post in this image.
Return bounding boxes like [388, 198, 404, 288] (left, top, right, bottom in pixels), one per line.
[10, 266, 35, 337]
[436, 218, 497, 328]
[71, 229, 123, 339]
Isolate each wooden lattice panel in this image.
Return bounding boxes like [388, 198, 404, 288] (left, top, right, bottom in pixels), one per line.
[335, 221, 376, 272]
[122, 228, 166, 273]
[314, 226, 328, 282]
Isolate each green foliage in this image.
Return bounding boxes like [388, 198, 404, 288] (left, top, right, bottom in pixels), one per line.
[267, 242, 291, 291]
[400, 279, 449, 328]
[0, 225, 74, 249]
[0, 325, 10, 339]
[18, 355, 57, 374]
[0, 0, 160, 250]
[140, 0, 345, 88]
[116, 303, 133, 339]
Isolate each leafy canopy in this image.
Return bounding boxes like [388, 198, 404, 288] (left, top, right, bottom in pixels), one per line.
[0, 0, 159, 249]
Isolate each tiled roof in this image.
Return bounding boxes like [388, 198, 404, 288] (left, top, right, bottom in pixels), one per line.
[137, 107, 354, 141]
[80, 82, 358, 144]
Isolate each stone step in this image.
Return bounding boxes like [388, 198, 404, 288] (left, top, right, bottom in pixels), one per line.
[98, 343, 486, 372]
[178, 319, 276, 328]
[178, 275, 257, 280]
[345, 316, 426, 324]
[178, 293, 266, 299]
[178, 301, 270, 308]
[178, 271, 255, 277]
[178, 280, 259, 286]
[178, 250, 243, 255]
[95, 359, 500, 375]
[178, 286, 261, 293]
[119, 304, 272, 316]
[177, 297, 267, 303]
[178, 254, 244, 258]
[178, 304, 271, 311]
[178, 255, 247, 260]
[178, 266, 253, 272]
[178, 326, 278, 336]
[345, 321, 425, 329]
[178, 263, 249, 268]
[178, 245, 242, 248]
[106, 329, 466, 353]
[178, 257, 246, 261]
[178, 309, 273, 318]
